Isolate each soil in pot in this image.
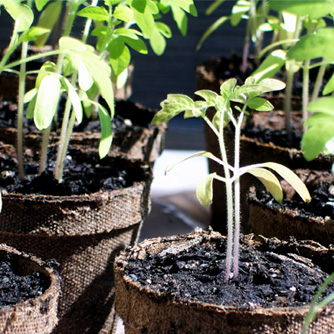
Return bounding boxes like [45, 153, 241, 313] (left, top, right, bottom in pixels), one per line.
[0, 144, 152, 334]
[248, 169, 334, 247]
[115, 229, 334, 334]
[0, 244, 60, 334]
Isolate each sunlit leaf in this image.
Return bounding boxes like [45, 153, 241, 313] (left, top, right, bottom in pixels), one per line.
[246, 167, 283, 203]
[98, 104, 113, 158]
[62, 77, 83, 124]
[196, 173, 217, 206]
[34, 74, 60, 130]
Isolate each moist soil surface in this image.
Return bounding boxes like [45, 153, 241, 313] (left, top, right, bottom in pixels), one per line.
[123, 233, 334, 308]
[254, 169, 334, 223]
[0, 145, 142, 196]
[0, 252, 50, 307]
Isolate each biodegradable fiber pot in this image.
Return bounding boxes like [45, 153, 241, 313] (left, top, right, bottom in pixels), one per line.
[0, 147, 152, 334]
[115, 229, 334, 334]
[0, 244, 60, 334]
[0, 98, 167, 165]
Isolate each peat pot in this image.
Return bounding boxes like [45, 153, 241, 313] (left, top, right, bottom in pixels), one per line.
[248, 169, 334, 247]
[0, 244, 60, 334]
[0, 147, 153, 334]
[115, 229, 334, 334]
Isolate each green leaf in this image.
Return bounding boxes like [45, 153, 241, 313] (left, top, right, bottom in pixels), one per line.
[269, 0, 334, 19]
[34, 1, 62, 47]
[261, 162, 311, 202]
[59, 36, 89, 52]
[130, 0, 157, 38]
[220, 78, 237, 99]
[62, 77, 83, 124]
[247, 97, 274, 111]
[151, 94, 195, 124]
[1, 0, 33, 32]
[35, 60, 56, 88]
[287, 28, 334, 61]
[196, 173, 217, 206]
[23, 88, 37, 103]
[150, 26, 167, 55]
[98, 104, 113, 158]
[78, 60, 94, 91]
[302, 97, 334, 160]
[195, 89, 220, 106]
[108, 39, 131, 76]
[76, 6, 109, 22]
[231, 0, 250, 26]
[247, 167, 283, 203]
[34, 74, 60, 130]
[34, 0, 50, 11]
[165, 151, 219, 174]
[252, 49, 286, 82]
[26, 94, 37, 119]
[113, 3, 133, 22]
[19, 27, 50, 43]
[323, 73, 334, 95]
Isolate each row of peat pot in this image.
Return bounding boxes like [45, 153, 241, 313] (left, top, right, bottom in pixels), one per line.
[0, 100, 166, 333]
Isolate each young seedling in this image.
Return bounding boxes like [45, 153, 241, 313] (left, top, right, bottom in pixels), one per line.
[152, 77, 311, 281]
[196, 0, 270, 73]
[252, 0, 334, 140]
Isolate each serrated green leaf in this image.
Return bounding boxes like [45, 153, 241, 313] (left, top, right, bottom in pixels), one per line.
[34, 1, 62, 47]
[196, 173, 217, 206]
[220, 78, 237, 99]
[287, 28, 334, 61]
[247, 167, 283, 203]
[34, 74, 60, 130]
[151, 94, 194, 124]
[62, 77, 83, 124]
[261, 162, 311, 202]
[76, 6, 109, 22]
[195, 89, 220, 106]
[252, 49, 286, 82]
[98, 104, 113, 158]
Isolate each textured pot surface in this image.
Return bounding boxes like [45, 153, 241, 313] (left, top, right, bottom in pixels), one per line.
[0, 244, 60, 334]
[0, 152, 152, 334]
[115, 229, 334, 334]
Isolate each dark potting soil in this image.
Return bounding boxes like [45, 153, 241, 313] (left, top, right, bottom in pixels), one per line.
[253, 169, 334, 222]
[0, 252, 50, 307]
[0, 145, 141, 196]
[123, 233, 334, 308]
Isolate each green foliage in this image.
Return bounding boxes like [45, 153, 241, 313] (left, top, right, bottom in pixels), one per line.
[302, 97, 334, 161]
[152, 78, 310, 281]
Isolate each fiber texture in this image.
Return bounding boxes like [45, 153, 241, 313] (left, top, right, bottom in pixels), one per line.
[0, 159, 152, 334]
[0, 244, 60, 334]
[115, 229, 334, 334]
